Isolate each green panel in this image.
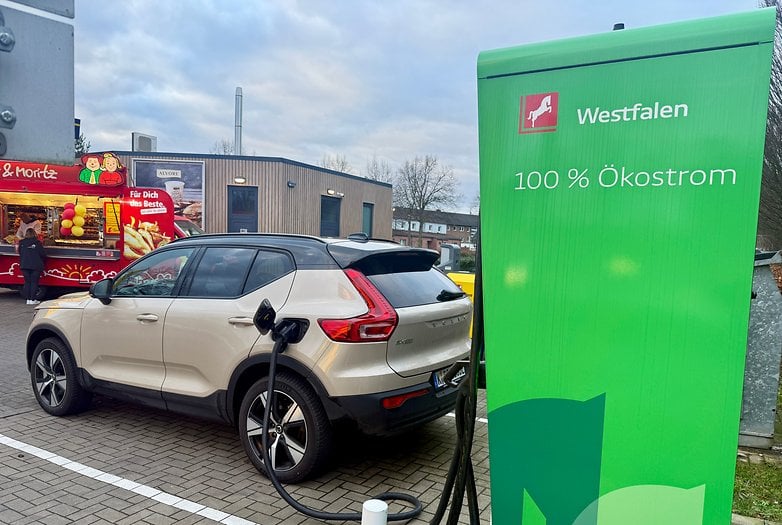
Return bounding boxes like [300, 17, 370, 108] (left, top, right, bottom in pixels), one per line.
[492, 396, 605, 524]
[477, 8, 774, 525]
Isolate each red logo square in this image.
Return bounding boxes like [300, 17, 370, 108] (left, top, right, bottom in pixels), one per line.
[519, 92, 559, 134]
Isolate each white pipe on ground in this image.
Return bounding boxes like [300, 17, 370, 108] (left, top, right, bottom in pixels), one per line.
[361, 499, 388, 525]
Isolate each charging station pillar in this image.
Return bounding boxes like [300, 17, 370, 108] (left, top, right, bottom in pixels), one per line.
[477, 10, 775, 525]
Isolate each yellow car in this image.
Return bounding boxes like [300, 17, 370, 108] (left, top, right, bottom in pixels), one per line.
[447, 272, 475, 335]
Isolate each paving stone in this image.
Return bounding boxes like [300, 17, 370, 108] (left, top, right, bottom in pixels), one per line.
[0, 506, 25, 523]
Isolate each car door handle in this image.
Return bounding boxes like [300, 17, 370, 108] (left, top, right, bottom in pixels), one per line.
[136, 314, 159, 322]
[228, 317, 255, 326]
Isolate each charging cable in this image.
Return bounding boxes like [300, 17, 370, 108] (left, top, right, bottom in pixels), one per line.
[430, 228, 483, 525]
[260, 320, 423, 522]
[258, 225, 484, 523]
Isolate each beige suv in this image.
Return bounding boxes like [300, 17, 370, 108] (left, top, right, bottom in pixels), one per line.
[26, 233, 472, 482]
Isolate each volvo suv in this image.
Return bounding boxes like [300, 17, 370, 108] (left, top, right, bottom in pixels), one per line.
[25, 233, 472, 482]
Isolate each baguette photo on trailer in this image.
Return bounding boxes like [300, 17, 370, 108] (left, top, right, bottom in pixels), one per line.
[123, 217, 171, 260]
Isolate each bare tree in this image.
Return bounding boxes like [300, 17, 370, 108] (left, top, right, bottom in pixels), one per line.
[394, 155, 460, 247]
[211, 139, 234, 155]
[758, 0, 782, 248]
[364, 155, 394, 183]
[321, 154, 353, 174]
[470, 193, 480, 215]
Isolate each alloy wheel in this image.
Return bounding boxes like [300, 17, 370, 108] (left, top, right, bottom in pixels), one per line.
[34, 348, 67, 408]
[245, 390, 308, 472]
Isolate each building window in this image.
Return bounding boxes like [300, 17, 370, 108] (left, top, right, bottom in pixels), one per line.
[362, 203, 374, 237]
[228, 185, 258, 233]
[459, 226, 465, 232]
[320, 196, 341, 237]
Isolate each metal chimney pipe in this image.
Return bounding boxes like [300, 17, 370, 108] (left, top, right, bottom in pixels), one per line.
[234, 87, 243, 156]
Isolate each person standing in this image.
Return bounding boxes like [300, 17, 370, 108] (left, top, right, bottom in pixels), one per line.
[18, 228, 46, 305]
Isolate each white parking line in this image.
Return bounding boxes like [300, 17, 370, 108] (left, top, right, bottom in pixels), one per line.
[0, 432, 258, 525]
[446, 412, 489, 424]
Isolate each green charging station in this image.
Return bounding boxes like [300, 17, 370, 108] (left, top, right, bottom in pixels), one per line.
[477, 10, 775, 525]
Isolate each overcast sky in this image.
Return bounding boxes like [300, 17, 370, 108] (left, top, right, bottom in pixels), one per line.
[73, 1, 760, 212]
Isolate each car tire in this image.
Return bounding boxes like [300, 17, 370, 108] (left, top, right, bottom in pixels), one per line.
[30, 337, 92, 416]
[239, 371, 333, 483]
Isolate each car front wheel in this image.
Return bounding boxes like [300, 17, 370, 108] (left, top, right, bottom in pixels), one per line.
[30, 337, 92, 416]
[239, 371, 332, 483]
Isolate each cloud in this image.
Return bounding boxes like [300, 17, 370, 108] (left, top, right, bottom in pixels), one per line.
[74, 0, 758, 211]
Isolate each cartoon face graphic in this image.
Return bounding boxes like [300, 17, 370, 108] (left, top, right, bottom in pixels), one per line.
[103, 155, 119, 172]
[85, 156, 101, 171]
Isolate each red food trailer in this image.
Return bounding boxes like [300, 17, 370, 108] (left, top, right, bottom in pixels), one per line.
[0, 154, 177, 298]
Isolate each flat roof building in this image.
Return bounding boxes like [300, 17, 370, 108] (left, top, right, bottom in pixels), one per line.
[116, 151, 392, 239]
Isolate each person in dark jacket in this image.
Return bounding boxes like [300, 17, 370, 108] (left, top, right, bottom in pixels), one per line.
[18, 228, 46, 305]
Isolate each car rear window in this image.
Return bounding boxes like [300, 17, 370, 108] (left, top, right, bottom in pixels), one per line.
[187, 247, 255, 297]
[243, 250, 295, 293]
[366, 267, 464, 308]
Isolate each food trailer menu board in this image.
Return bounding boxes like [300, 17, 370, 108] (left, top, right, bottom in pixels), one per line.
[104, 202, 121, 235]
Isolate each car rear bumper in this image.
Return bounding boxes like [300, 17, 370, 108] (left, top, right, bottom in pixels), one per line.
[333, 381, 459, 436]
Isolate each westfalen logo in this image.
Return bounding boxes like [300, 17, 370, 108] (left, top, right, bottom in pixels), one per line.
[519, 92, 559, 134]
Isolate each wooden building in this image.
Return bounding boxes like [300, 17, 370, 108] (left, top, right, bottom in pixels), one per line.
[115, 151, 392, 238]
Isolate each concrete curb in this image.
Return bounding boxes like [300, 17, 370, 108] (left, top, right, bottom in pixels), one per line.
[732, 513, 782, 525]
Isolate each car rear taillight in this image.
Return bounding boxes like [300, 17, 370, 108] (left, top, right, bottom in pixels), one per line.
[381, 388, 430, 409]
[318, 268, 398, 342]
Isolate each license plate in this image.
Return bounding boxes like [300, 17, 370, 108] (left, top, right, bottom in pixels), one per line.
[433, 364, 466, 389]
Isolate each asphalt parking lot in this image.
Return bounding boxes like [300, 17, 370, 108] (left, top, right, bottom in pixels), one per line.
[0, 288, 492, 524]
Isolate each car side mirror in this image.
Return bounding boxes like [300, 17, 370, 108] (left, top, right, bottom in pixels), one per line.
[254, 299, 277, 335]
[89, 278, 113, 305]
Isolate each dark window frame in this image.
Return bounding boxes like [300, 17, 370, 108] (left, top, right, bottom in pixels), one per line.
[362, 202, 374, 237]
[320, 195, 341, 237]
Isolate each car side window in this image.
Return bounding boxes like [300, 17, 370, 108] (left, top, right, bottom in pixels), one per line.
[113, 248, 195, 297]
[187, 247, 256, 298]
[243, 250, 295, 293]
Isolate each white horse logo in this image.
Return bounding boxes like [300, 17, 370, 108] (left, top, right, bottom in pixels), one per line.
[527, 95, 552, 127]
